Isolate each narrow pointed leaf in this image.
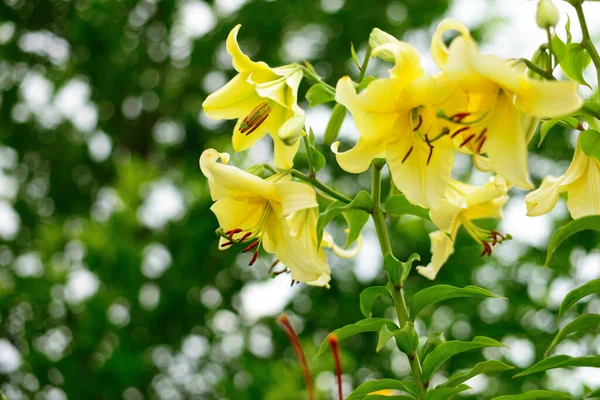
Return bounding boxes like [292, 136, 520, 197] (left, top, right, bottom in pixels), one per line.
[425, 384, 470, 400]
[360, 286, 392, 318]
[376, 325, 396, 352]
[410, 285, 504, 319]
[324, 104, 347, 145]
[545, 216, 600, 267]
[316, 190, 372, 246]
[587, 388, 600, 399]
[559, 43, 591, 87]
[385, 194, 430, 219]
[421, 337, 506, 382]
[346, 379, 418, 400]
[579, 130, 600, 163]
[443, 360, 514, 388]
[546, 314, 600, 356]
[514, 355, 600, 378]
[558, 279, 600, 320]
[491, 390, 573, 400]
[315, 318, 398, 358]
[306, 83, 335, 107]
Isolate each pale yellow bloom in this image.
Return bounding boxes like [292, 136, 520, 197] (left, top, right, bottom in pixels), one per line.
[525, 145, 600, 219]
[431, 19, 583, 189]
[202, 25, 303, 169]
[200, 149, 329, 286]
[417, 176, 509, 280]
[332, 38, 462, 208]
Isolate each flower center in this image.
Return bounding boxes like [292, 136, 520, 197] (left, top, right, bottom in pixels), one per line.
[459, 215, 511, 257]
[220, 203, 273, 266]
[239, 102, 272, 136]
[401, 107, 451, 165]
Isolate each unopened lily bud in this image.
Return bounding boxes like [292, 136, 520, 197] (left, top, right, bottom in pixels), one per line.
[536, 0, 559, 29]
[528, 48, 551, 79]
[278, 114, 306, 146]
[369, 28, 398, 63]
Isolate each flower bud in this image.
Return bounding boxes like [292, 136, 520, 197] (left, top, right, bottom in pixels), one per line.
[278, 114, 306, 146]
[528, 48, 551, 79]
[536, 0, 559, 29]
[369, 28, 398, 63]
[246, 164, 265, 177]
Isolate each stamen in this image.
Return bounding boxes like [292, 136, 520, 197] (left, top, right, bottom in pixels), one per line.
[451, 126, 469, 138]
[220, 241, 234, 248]
[249, 250, 259, 266]
[238, 232, 253, 243]
[451, 112, 471, 122]
[425, 134, 434, 166]
[277, 314, 314, 400]
[290, 279, 296, 287]
[476, 136, 487, 154]
[242, 240, 260, 253]
[268, 259, 280, 274]
[475, 128, 488, 142]
[413, 115, 423, 132]
[328, 334, 343, 400]
[459, 134, 476, 148]
[480, 241, 492, 257]
[402, 146, 414, 164]
[240, 102, 272, 135]
[491, 230, 506, 246]
[226, 228, 243, 240]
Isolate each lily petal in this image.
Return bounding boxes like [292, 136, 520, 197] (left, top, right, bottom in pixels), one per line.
[232, 114, 270, 152]
[331, 137, 387, 174]
[372, 41, 424, 82]
[211, 197, 267, 249]
[322, 231, 363, 258]
[416, 227, 459, 280]
[564, 156, 600, 218]
[227, 24, 270, 73]
[431, 19, 472, 70]
[274, 181, 318, 217]
[515, 78, 583, 117]
[202, 73, 262, 120]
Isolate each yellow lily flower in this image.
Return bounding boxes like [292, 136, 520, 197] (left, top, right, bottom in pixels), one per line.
[417, 176, 509, 280]
[199, 149, 329, 286]
[525, 145, 600, 219]
[430, 19, 583, 189]
[202, 25, 303, 169]
[332, 38, 462, 208]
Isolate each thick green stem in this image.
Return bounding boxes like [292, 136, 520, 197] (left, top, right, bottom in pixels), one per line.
[287, 169, 352, 204]
[358, 43, 372, 81]
[370, 160, 427, 399]
[546, 27, 554, 71]
[572, 1, 600, 90]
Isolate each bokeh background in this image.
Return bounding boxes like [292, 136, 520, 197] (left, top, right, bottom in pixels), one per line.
[1, 0, 600, 399]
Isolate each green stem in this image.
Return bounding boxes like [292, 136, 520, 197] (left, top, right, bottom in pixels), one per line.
[546, 27, 554, 71]
[303, 136, 316, 178]
[572, 1, 600, 90]
[287, 169, 352, 204]
[370, 160, 427, 399]
[358, 43, 372, 81]
[299, 65, 336, 92]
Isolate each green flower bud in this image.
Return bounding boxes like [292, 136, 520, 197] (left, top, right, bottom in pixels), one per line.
[246, 164, 265, 177]
[528, 48, 551, 79]
[369, 28, 398, 63]
[278, 114, 305, 146]
[536, 0, 559, 29]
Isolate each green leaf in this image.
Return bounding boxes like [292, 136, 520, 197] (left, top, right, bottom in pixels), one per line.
[491, 390, 573, 400]
[417, 332, 445, 361]
[587, 388, 600, 399]
[400, 253, 420, 285]
[315, 318, 398, 358]
[383, 253, 420, 286]
[324, 104, 347, 145]
[306, 83, 335, 107]
[376, 325, 396, 352]
[309, 144, 326, 173]
[559, 43, 592, 87]
[316, 190, 372, 246]
[410, 285, 504, 319]
[393, 321, 419, 356]
[514, 355, 600, 378]
[538, 117, 580, 147]
[356, 76, 376, 93]
[443, 360, 514, 388]
[421, 337, 506, 382]
[385, 194, 430, 220]
[358, 396, 414, 400]
[360, 286, 392, 318]
[343, 208, 370, 248]
[580, 101, 600, 119]
[551, 34, 567, 63]
[350, 42, 361, 70]
[579, 130, 600, 162]
[346, 379, 418, 400]
[566, 15, 572, 43]
[545, 314, 600, 356]
[424, 384, 470, 400]
[545, 216, 600, 267]
[558, 278, 600, 320]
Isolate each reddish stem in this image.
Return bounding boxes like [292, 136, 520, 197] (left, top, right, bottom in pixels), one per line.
[328, 334, 343, 400]
[277, 314, 314, 400]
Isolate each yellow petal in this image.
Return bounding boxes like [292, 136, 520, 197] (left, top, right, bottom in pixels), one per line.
[431, 19, 472, 70]
[335, 76, 402, 141]
[202, 73, 262, 120]
[515, 78, 583, 117]
[322, 231, 363, 258]
[273, 181, 318, 217]
[429, 197, 466, 234]
[372, 41, 424, 82]
[211, 197, 267, 250]
[272, 134, 301, 169]
[482, 91, 533, 189]
[416, 227, 458, 280]
[331, 137, 387, 174]
[564, 156, 600, 218]
[464, 175, 508, 208]
[227, 24, 270, 73]
[199, 149, 277, 201]
[232, 115, 270, 152]
[386, 126, 454, 209]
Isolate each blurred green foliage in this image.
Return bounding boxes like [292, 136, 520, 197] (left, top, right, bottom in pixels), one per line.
[0, 0, 599, 399]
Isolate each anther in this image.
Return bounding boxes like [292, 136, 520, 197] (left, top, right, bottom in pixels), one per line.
[220, 241, 234, 248]
[425, 134, 435, 165]
[450, 112, 471, 122]
[402, 146, 414, 164]
[413, 115, 423, 131]
[290, 279, 296, 287]
[238, 232, 253, 243]
[269, 259, 280, 274]
[242, 240, 259, 253]
[226, 228, 243, 240]
[476, 136, 487, 154]
[459, 134, 476, 148]
[240, 102, 271, 135]
[475, 128, 488, 142]
[491, 230, 505, 246]
[480, 241, 493, 257]
[249, 250, 259, 266]
[451, 126, 469, 138]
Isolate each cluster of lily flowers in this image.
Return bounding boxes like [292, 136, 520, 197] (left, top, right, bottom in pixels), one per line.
[200, 20, 598, 287]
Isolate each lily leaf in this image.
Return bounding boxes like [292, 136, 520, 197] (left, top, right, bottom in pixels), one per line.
[558, 279, 600, 320]
[579, 130, 600, 163]
[546, 314, 600, 356]
[424, 384, 470, 400]
[559, 43, 592, 87]
[514, 355, 600, 378]
[385, 194, 430, 220]
[443, 360, 514, 388]
[545, 216, 600, 267]
[410, 285, 504, 319]
[491, 390, 573, 400]
[316, 190, 372, 247]
[306, 83, 335, 107]
[360, 286, 392, 318]
[421, 336, 506, 382]
[315, 318, 398, 358]
[346, 379, 418, 400]
[324, 104, 347, 145]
